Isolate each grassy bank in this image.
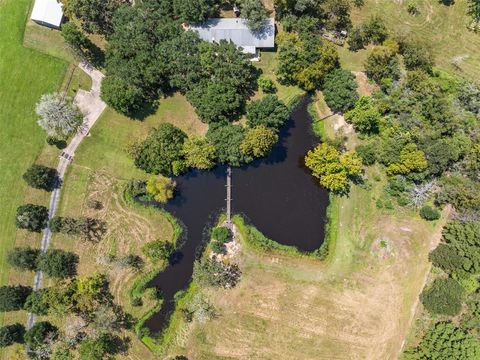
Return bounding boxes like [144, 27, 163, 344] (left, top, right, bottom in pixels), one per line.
[0, 0, 67, 325]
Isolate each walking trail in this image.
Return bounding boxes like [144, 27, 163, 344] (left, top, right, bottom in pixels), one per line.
[27, 62, 106, 329]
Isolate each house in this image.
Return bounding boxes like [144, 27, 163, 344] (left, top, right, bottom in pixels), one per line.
[31, 0, 64, 29]
[188, 18, 275, 60]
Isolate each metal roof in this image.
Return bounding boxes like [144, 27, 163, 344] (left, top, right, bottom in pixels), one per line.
[189, 18, 275, 54]
[31, 0, 64, 28]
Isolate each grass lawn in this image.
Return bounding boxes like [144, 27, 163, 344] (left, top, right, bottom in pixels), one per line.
[338, 0, 480, 82]
[0, 0, 67, 326]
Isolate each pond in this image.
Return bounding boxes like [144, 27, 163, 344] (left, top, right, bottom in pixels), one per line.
[144, 96, 329, 333]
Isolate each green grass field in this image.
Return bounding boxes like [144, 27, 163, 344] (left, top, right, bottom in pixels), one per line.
[338, 0, 480, 82]
[0, 0, 67, 325]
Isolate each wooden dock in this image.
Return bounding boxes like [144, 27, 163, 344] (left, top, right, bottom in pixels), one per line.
[226, 166, 232, 229]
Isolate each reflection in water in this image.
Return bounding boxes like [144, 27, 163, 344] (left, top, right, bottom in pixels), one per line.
[144, 97, 329, 333]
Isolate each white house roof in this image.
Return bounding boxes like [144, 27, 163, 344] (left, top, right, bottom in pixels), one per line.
[189, 18, 275, 54]
[31, 0, 64, 28]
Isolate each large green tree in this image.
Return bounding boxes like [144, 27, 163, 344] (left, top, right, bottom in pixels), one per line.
[23, 164, 57, 191]
[65, 0, 130, 35]
[38, 250, 78, 279]
[15, 204, 49, 232]
[173, 0, 216, 23]
[0, 324, 25, 347]
[322, 68, 359, 113]
[421, 278, 464, 316]
[24, 321, 57, 350]
[0, 286, 32, 312]
[364, 46, 400, 84]
[183, 137, 217, 169]
[240, 0, 270, 31]
[240, 125, 278, 158]
[246, 95, 290, 130]
[7, 248, 40, 272]
[305, 143, 362, 194]
[344, 96, 381, 134]
[207, 124, 250, 166]
[134, 123, 187, 176]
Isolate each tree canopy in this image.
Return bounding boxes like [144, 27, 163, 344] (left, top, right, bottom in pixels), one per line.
[38, 250, 79, 279]
[322, 69, 359, 113]
[146, 177, 176, 203]
[240, 125, 278, 158]
[183, 137, 217, 170]
[240, 0, 270, 31]
[364, 46, 400, 84]
[207, 123, 250, 167]
[0, 285, 32, 312]
[7, 248, 40, 272]
[23, 164, 57, 191]
[246, 95, 290, 130]
[36, 93, 81, 138]
[305, 143, 362, 194]
[0, 324, 25, 348]
[15, 204, 49, 232]
[134, 123, 187, 176]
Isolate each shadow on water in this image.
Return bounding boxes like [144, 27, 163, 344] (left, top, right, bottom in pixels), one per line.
[144, 96, 329, 333]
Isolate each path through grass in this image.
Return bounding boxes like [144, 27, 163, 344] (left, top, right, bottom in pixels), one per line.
[0, 0, 67, 325]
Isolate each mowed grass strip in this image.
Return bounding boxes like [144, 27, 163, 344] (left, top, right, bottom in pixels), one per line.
[0, 0, 67, 324]
[339, 0, 480, 82]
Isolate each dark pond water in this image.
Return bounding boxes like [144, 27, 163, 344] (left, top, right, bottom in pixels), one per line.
[144, 97, 329, 333]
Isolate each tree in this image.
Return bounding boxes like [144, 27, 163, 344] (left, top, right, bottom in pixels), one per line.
[207, 123, 250, 167]
[320, 0, 351, 31]
[257, 76, 277, 93]
[24, 289, 50, 316]
[305, 143, 362, 193]
[387, 144, 428, 175]
[436, 176, 480, 211]
[296, 42, 340, 91]
[464, 144, 480, 180]
[364, 46, 400, 84]
[24, 321, 57, 350]
[183, 137, 216, 170]
[240, 125, 278, 158]
[355, 143, 377, 165]
[400, 40, 434, 73]
[142, 241, 174, 262]
[23, 164, 57, 191]
[146, 177, 176, 203]
[347, 27, 366, 51]
[0, 324, 25, 347]
[457, 80, 480, 116]
[246, 95, 290, 130]
[15, 204, 49, 232]
[240, 0, 270, 31]
[322, 69, 359, 113]
[100, 75, 146, 116]
[61, 22, 88, 55]
[7, 248, 40, 271]
[362, 16, 388, 44]
[0, 286, 32, 312]
[36, 93, 81, 138]
[344, 96, 381, 134]
[65, 0, 129, 35]
[79, 333, 117, 360]
[187, 81, 244, 123]
[173, 0, 216, 23]
[404, 322, 480, 360]
[134, 124, 187, 176]
[38, 250, 78, 279]
[429, 244, 465, 273]
[193, 258, 241, 288]
[420, 278, 464, 316]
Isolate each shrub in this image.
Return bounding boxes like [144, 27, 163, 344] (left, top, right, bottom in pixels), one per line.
[15, 204, 49, 232]
[420, 205, 440, 221]
[211, 241, 225, 254]
[322, 68, 359, 113]
[0, 323, 25, 347]
[420, 278, 464, 316]
[429, 244, 465, 273]
[24, 321, 57, 350]
[142, 241, 174, 262]
[0, 285, 32, 312]
[193, 258, 241, 288]
[38, 250, 78, 278]
[22, 164, 57, 191]
[211, 227, 231, 243]
[344, 97, 382, 134]
[258, 76, 277, 93]
[7, 247, 40, 271]
[364, 46, 400, 84]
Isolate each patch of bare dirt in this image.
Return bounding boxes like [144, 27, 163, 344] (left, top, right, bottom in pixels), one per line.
[354, 72, 378, 96]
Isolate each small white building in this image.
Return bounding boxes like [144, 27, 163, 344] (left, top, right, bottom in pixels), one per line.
[189, 18, 275, 60]
[31, 0, 64, 29]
